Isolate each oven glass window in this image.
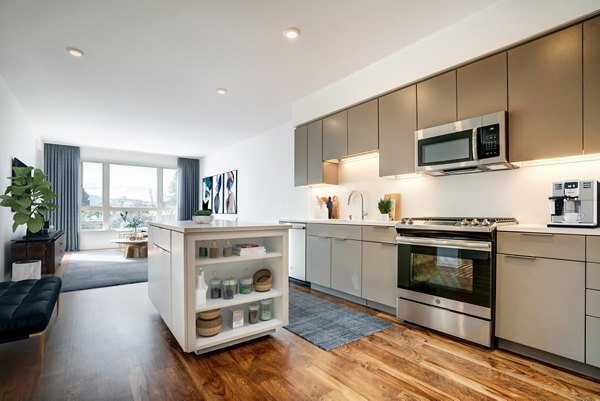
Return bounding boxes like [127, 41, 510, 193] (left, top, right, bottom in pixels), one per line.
[411, 252, 473, 293]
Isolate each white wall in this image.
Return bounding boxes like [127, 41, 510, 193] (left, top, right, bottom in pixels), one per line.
[79, 146, 179, 250]
[200, 123, 310, 223]
[292, 0, 600, 124]
[0, 74, 39, 280]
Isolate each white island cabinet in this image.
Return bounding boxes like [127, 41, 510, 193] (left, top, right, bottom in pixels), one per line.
[148, 220, 290, 354]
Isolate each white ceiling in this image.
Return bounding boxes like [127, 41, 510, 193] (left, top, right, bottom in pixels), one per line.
[0, 0, 498, 158]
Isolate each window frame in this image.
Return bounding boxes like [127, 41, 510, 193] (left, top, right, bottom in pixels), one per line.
[80, 161, 177, 231]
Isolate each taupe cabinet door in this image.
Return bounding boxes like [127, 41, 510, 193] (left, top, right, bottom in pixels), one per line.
[362, 241, 397, 307]
[508, 25, 583, 162]
[323, 110, 347, 160]
[348, 99, 378, 155]
[584, 16, 600, 153]
[457, 52, 507, 120]
[417, 70, 457, 129]
[496, 254, 585, 362]
[294, 125, 308, 186]
[307, 120, 324, 185]
[331, 238, 362, 297]
[306, 235, 331, 287]
[379, 85, 417, 176]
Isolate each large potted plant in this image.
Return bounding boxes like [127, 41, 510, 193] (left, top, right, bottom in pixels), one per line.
[0, 166, 57, 279]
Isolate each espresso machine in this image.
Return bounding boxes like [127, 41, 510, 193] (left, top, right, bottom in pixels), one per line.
[548, 180, 600, 228]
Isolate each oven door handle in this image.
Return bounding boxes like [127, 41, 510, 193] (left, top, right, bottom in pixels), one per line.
[395, 236, 491, 251]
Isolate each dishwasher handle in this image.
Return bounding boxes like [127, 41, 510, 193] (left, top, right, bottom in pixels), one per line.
[290, 224, 306, 230]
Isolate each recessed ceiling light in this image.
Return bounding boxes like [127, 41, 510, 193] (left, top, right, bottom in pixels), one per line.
[66, 47, 84, 57]
[284, 27, 300, 40]
[216, 88, 227, 95]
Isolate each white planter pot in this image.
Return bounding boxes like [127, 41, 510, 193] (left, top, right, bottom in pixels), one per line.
[379, 213, 390, 222]
[12, 260, 42, 281]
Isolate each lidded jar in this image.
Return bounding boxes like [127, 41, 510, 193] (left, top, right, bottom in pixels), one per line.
[259, 298, 272, 321]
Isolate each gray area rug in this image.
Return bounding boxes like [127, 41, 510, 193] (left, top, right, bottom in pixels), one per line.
[61, 250, 147, 292]
[285, 287, 392, 351]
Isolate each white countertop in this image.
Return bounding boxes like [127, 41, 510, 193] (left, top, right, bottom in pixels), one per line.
[149, 220, 291, 233]
[279, 218, 397, 227]
[498, 223, 600, 236]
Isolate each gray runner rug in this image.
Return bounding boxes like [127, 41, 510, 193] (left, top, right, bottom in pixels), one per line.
[61, 250, 148, 292]
[285, 287, 392, 351]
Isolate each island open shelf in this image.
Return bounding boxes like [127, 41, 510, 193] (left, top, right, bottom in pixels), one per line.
[147, 220, 290, 354]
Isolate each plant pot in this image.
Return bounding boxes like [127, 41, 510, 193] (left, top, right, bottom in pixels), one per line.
[379, 213, 390, 222]
[12, 260, 41, 281]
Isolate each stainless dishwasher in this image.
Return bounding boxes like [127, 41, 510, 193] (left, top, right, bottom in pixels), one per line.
[288, 223, 306, 281]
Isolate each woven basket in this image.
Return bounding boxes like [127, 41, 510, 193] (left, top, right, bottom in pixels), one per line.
[198, 308, 221, 320]
[253, 268, 272, 292]
[196, 315, 223, 337]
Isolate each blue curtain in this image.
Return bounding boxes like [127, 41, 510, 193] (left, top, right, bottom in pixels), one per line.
[177, 158, 199, 220]
[44, 143, 80, 251]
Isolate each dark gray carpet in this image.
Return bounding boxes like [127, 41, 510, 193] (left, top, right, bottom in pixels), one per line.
[284, 287, 392, 351]
[61, 250, 147, 292]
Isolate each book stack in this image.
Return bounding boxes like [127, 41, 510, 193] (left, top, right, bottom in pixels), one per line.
[232, 243, 266, 256]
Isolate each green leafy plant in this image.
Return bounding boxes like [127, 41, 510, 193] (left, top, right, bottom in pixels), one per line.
[193, 209, 213, 216]
[119, 211, 128, 224]
[0, 166, 57, 261]
[377, 198, 392, 214]
[125, 216, 144, 229]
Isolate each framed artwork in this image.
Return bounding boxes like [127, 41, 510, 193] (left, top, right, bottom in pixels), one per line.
[224, 170, 237, 214]
[212, 174, 224, 214]
[201, 176, 212, 211]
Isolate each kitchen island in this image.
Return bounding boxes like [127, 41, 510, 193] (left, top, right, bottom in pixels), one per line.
[147, 220, 290, 354]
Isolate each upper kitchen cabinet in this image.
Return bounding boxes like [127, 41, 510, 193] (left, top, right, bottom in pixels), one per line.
[379, 85, 417, 176]
[584, 15, 600, 154]
[294, 125, 308, 186]
[307, 120, 338, 185]
[417, 70, 456, 129]
[508, 25, 583, 162]
[347, 99, 378, 155]
[323, 110, 348, 160]
[457, 52, 507, 120]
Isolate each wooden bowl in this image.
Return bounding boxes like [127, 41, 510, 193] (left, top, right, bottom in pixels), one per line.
[198, 308, 221, 320]
[196, 315, 223, 337]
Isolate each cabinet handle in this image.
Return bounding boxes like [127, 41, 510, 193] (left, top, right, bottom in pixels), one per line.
[380, 243, 396, 247]
[504, 254, 536, 261]
[372, 226, 391, 229]
[520, 232, 553, 237]
[333, 238, 347, 241]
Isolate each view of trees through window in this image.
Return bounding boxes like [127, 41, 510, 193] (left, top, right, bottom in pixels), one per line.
[81, 162, 177, 230]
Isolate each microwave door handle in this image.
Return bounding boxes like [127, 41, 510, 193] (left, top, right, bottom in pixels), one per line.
[472, 128, 479, 161]
[396, 236, 491, 251]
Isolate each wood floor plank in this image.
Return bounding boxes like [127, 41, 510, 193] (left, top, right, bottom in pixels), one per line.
[1, 281, 599, 401]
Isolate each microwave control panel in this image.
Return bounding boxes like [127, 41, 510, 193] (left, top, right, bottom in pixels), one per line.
[477, 124, 501, 159]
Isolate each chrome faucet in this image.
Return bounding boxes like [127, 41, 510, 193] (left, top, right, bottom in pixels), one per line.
[348, 190, 368, 220]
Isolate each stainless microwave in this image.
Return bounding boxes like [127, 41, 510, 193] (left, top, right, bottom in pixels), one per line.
[415, 111, 514, 176]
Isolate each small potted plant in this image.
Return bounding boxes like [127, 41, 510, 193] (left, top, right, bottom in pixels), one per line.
[0, 165, 57, 279]
[125, 216, 144, 239]
[377, 198, 392, 222]
[193, 209, 214, 224]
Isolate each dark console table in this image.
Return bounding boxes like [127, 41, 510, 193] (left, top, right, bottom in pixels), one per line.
[11, 230, 65, 275]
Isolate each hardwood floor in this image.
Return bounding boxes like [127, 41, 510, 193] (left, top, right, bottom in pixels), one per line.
[1, 282, 599, 401]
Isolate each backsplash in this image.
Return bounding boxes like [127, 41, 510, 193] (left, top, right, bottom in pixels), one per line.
[311, 154, 600, 224]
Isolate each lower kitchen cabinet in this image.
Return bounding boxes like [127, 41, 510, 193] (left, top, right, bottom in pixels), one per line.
[331, 238, 361, 297]
[148, 229, 173, 329]
[587, 316, 600, 367]
[362, 241, 397, 307]
[306, 235, 331, 287]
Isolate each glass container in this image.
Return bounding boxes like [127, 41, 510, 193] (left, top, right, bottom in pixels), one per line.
[248, 303, 259, 324]
[259, 298, 272, 321]
[239, 278, 253, 295]
[209, 240, 219, 258]
[210, 278, 222, 299]
[223, 278, 237, 300]
[223, 239, 232, 257]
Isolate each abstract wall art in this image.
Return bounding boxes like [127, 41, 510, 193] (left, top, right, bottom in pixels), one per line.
[202, 176, 212, 211]
[212, 174, 224, 214]
[224, 170, 237, 214]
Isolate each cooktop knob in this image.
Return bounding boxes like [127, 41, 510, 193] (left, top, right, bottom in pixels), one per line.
[400, 218, 407, 224]
[461, 218, 469, 226]
[471, 218, 480, 226]
[407, 218, 414, 225]
[482, 218, 490, 226]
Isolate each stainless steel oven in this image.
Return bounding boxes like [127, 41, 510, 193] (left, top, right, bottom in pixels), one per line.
[396, 217, 516, 347]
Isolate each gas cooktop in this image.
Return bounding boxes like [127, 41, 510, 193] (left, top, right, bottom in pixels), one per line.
[396, 217, 517, 232]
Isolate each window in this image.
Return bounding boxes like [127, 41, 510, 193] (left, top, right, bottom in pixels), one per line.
[80, 162, 177, 230]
